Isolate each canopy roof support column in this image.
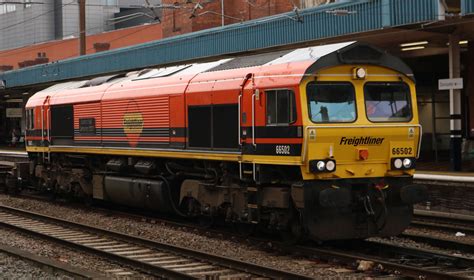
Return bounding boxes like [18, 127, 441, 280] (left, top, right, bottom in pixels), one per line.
[449, 34, 462, 171]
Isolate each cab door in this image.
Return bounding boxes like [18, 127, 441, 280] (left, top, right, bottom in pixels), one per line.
[242, 88, 299, 157]
[239, 75, 256, 154]
[40, 95, 51, 146]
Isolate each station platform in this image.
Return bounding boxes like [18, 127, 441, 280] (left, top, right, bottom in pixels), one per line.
[0, 147, 28, 166]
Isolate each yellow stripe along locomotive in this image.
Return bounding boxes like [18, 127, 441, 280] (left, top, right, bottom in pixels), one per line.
[25, 42, 427, 241]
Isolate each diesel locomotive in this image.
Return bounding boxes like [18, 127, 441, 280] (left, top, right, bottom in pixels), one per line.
[24, 42, 427, 241]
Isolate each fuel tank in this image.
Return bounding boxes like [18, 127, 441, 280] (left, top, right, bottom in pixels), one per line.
[103, 176, 173, 213]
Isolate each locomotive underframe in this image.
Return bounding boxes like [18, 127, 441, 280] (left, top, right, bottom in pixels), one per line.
[27, 152, 423, 241]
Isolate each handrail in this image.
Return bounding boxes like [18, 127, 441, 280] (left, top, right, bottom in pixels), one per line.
[47, 108, 51, 143]
[239, 73, 253, 148]
[40, 107, 44, 144]
[238, 94, 242, 147]
[251, 93, 256, 147]
[301, 124, 423, 163]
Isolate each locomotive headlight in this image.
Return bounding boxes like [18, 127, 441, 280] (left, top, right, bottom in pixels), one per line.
[393, 158, 403, 169]
[403, 158, 413, 169]
[356, 68, 366, 78]
[316, 161, 326, 171]
[353, 67, 367, 79]
[326, 160, 336, 172]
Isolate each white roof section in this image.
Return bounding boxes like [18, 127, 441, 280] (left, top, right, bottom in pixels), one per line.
[265, 41, 355, 66]
[35, 42, 354, 94]
[38, 81, 88, 94]
[177, 59, 233, 75]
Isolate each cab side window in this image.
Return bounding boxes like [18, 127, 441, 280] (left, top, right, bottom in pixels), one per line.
[266, 89, 296, 125]
[26, 109, 34, 129]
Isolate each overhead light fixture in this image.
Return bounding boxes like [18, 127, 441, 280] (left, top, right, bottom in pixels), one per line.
[401, 46, 425, 52]
[446, 40, 469, 46]
[400, 41, 428, 47]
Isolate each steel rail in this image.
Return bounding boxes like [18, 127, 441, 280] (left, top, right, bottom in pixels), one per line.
[0, 243, 103, 279]
[411, 210, 474, 235]
[362, 240, 474, 269]
[414, 209, 474, 223]
[410, 219, 474, 235]
[0, 205, 310, 280]
[400, 232, 474, 254]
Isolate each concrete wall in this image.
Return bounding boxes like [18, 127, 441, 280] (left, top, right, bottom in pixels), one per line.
[0, 23, 163, 70]
[0, 0, 121, 51]
[0, 1, 55, 51]
[58, 0, 119, 39]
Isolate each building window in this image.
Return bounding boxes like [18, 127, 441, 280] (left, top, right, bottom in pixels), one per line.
[0, 4, 16, 14]
[104, 0, 117, 6]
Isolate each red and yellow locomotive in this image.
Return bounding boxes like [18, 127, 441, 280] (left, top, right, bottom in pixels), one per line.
[25, 42, 426, 241]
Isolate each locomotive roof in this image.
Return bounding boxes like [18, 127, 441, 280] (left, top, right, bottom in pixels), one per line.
[28, 41, 413, 106]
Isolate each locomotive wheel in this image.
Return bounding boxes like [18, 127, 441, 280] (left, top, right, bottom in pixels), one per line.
[281, 222, 304, 245]
[198, 215, 214, 228]
[179, 197, 200, 217]
[4, 174, 19, 195]
[234, 222, 256, 237]
[84, 196, 95, 207]
[280, 218, 304, 245]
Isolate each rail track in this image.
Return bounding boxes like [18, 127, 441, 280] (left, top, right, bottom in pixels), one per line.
[47, 205, 474, 278]
[403, 209, 474, 254]
[4, 192, 474, 279]
[291, 241, 474, 280]
[100, 206, 474, 279]
[0, 205, 310, 279]
[412, 209, 474, 234]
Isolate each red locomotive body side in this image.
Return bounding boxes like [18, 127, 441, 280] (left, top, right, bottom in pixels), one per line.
[26, 60, 311, 152]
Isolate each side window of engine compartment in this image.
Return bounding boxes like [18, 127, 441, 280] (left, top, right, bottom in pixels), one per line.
[266, 89, 296, 125]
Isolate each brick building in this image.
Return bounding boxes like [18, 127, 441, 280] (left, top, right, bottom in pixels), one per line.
[161, 0, 298, 38]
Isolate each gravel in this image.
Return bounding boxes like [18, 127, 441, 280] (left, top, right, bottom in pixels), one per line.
[0, 252, 70, 280]
[0, 194, 369, 279]
[371, 228, 474, 259]
[406, 227, 474, 245]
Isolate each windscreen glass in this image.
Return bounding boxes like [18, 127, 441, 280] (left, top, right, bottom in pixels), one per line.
[306, 82, 356, 123]
[364, 82, 412, 122]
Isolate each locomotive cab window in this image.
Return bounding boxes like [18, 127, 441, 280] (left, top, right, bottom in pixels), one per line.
[266, 89, 296, 125]
[307, 82, 356, 123]
[26, 109, 34, 130]
[364, 82, 412, 122]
